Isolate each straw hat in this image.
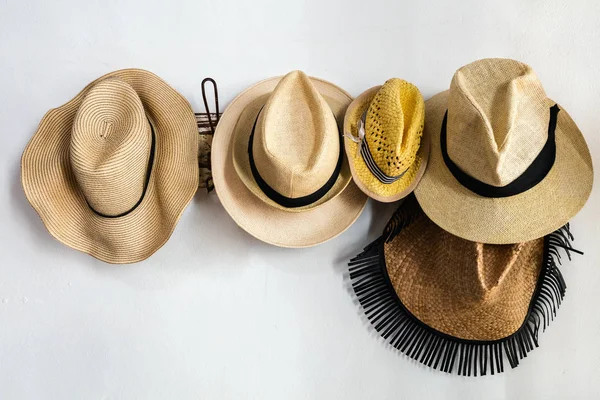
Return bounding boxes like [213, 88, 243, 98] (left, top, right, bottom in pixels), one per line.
[212, 71, 367, 247]
[350, 195, 580, 376]
[21, 69, 198, 264]
[343, 79, 429, 202]
[415, 58, 593, 244]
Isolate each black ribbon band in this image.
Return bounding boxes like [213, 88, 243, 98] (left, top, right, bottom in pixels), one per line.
[358, 110, 408, 184]
[88, 119, 156, 218]
[440, 104, 559, 198]
[248, 110, 343, 208]
[360, 139, 408, 184]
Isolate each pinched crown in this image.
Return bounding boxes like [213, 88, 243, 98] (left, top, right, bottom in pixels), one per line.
[364, 78, 424, 177]
[447, 58, 549, 187]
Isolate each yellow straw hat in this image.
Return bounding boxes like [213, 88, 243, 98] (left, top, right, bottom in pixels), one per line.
[21, 69, 199, 264]
[343, 79, 428, 202]
[350, 195, 581, 376]
[415, 58, 593, 244]
[212, 71, 368, 247]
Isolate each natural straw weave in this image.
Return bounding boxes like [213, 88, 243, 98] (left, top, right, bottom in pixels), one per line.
[344, 80, 428, 202]
[415, 58, 593, 244]
[21, 69, 198, 264]
[212, 72, 367, 247]
[196, 112, 219, 191]
[232, 71, 353, 212]
[71, 78, 153, 216]
[385, 202, 544, 341]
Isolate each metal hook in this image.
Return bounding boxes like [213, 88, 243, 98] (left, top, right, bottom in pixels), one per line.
[201, 77, 220, 134]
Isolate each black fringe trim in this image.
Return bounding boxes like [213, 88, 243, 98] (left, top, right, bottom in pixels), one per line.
[349, 204, 581, 376]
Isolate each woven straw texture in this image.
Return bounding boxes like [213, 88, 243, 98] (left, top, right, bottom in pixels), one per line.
[344, 81, 428, 202]
[448, 59, 549, 186]
[233, 71, 352, 212]
[196, 113, 219, 191]
[385, 207, 544, 341]
[21, 69, 199, 264]
[415, 58, 593, 244]
[212, 73, 368, 247]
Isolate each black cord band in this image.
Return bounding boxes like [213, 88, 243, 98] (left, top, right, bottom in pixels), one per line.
[88, 120, 156, 218]
[440, 104, 559, 198]
[248, 109, 343, 208]
[358, 110, 408, 184]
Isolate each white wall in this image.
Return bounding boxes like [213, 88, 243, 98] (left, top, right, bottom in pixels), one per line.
[1, 0, 599, 398]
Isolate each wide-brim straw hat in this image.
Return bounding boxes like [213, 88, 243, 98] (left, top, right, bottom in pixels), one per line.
[212, 72, 367, 247]
[21, 69, 198, 264]
[415, 58, 593, 244]
[349, 195, 580, 376]
[344, 81, 429, 202]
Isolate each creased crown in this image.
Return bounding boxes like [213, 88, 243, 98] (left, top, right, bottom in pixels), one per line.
[440, 237, 527, 302]
[70, 78, 152, 216]
[447, 58, 549, 187]
[252, 71, 340, 198]
[365, 78, 424, 176]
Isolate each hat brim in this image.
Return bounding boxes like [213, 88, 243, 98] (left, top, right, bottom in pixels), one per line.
[21, 69, 198, 264]
[384, 211, 543, 341]
[212, 76, 368, 248]
[349, 196, 574, 375]
[343, 86, 430, 203]
[232, 87, 353, 212]
[415, 91, 593, 244]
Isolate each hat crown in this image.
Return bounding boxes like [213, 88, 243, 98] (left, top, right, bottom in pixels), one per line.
[474, 242, 524, 296]
[253, 71, 340, 198]
[437, 223, 527, 301]
[365, 78, 424, 176]
[447, 58, 549, 187]
[70, 78, 152, 217]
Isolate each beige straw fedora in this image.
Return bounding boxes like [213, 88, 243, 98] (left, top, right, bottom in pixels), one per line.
[212, 71, 368, 247]
[414, 58, 593, 244]
[343, 78, 429, 202]
[350, 195, 581, 376]
[21, 69, 198, 264]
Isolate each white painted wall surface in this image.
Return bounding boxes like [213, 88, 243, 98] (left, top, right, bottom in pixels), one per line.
[1, 0, 599, 398]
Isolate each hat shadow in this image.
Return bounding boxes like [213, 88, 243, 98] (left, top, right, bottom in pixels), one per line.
[9, 159, 65, 250]
[333, 198, 396, 339]
[191, 188, 272, 259]
[331, 198, 452, 376]
[333, 199, 398, 268]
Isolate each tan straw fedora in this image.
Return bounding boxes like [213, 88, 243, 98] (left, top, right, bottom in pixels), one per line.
[350, 195, 581, 376]
[414, 58, 593, 244]
[212, 71, 367, 247]
[21, 69, 198, 264]
[343, 78, 429, 202]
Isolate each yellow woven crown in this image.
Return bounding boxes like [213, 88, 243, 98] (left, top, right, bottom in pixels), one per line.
[365, 78, 424, 176]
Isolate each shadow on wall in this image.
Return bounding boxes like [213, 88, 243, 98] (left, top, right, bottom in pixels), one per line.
[9, 157, 65, 252]
[333, 199, 398, 268]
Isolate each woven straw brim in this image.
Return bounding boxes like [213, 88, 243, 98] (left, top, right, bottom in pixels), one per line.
[232, 88, 352, 212]
[21, 69, 198, 264]
[344, 86, 429, 203]
[385, 211, 544, 341]
[415, 91, 593, 244]
[212, 76, 368, 247]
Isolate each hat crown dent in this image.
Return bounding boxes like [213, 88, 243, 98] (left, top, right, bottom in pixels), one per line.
[365, 78, 424, 176]
[435, 231, 528, 303]
[253, 71, 340, 198]
[447, 58, 550, 187]
[70, 78, 152, 217]
[474, 241, 524, 297]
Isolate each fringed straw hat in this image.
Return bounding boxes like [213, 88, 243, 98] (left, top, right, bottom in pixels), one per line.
[344, 79, 429, 202]
[349, 195, 581, 376]
[21, 69, 199, 264]
[212, 71, 368, 247]
[415, 58, 593, 244]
